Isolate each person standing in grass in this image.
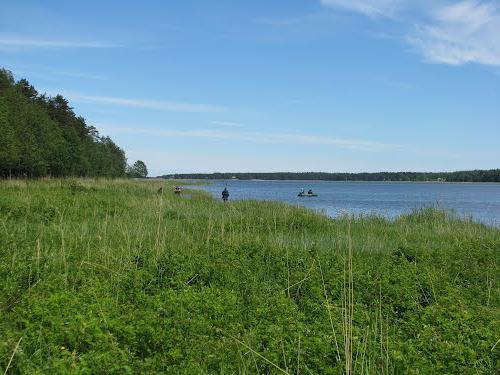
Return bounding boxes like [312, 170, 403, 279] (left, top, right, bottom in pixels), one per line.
[222, 187, 229, 202]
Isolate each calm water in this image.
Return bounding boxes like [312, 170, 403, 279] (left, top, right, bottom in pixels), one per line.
[194, 180, 500, 227]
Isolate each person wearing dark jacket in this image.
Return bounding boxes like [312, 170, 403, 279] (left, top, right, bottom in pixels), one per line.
[222, 187, 229, 202]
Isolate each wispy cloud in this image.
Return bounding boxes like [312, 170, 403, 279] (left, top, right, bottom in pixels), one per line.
[211, 121, 245, 128]
[4, 64, 107, 81]
[320, 0, 404, 18]
[320, 0, 500, 67]
[98, 124, 399, 151]
[408, 1, 500, 66]
[255, 12, 337, 27]
[64, 93, 228, 113]
[0, 36, 119, 49]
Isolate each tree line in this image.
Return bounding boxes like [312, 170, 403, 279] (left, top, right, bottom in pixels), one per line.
[0, 68, 147, 178]
[161, 170, 500, 182]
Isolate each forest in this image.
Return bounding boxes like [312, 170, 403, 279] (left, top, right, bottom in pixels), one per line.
[0, 68, 134, 178]
[162, 169, 500, 182]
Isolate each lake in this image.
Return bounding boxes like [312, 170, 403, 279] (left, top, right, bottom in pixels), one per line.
[193, 180, 500, 227]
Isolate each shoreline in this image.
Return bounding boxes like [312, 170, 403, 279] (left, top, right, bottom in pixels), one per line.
[161, 178, 500, 184]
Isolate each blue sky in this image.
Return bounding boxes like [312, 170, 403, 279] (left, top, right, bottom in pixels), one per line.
[1, 0, 499, 176]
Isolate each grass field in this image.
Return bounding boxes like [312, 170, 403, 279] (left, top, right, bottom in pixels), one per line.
[0, 179, 499, 374]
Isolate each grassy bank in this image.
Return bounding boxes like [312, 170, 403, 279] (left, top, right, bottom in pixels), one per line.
[0, 179, 498, 374]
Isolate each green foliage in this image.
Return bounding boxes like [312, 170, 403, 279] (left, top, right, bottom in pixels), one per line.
[126, 160, 148, 178]
[0, 69, 127, 178]
[0, 179, 498, 373]
[162, 170, 500, 182]
[0, 69, 14, 93]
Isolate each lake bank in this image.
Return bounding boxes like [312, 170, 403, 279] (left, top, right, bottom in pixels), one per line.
[1, 179, 498, 373]
[159, 169, 500, 183]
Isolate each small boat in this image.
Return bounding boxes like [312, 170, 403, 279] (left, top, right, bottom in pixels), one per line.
[298, 192, 318, 197]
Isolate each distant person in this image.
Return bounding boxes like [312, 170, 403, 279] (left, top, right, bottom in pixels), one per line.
[222, 187, 229, 202]
[308, 189, 313, 195]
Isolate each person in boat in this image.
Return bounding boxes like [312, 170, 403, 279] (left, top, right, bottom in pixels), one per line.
[300, 188, 305, 194]
[222, 187, 229, 202]
[307, 189, 314, 195]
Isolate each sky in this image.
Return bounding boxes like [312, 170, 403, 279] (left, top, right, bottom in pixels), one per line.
[1, 0, 499, 176]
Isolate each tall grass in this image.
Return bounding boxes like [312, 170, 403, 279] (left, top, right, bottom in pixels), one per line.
[0, 179, 498, 373]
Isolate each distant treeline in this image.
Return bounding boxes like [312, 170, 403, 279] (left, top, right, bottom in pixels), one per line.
[0, 68, 128, 178]
[161, 170, 500, 182]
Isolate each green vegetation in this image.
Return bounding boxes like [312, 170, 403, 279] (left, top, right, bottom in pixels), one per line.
[0, 68, 144, 178]
[1, 179, 499, 373]
[126, 160, 149, 179]
[162, 169, 500, 182]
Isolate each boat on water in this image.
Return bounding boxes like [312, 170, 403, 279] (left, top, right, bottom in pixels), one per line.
[298, 189, 318, 197]
[298, 192, 318, 197]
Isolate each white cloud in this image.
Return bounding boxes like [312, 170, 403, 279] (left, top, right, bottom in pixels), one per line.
[4, 65, 108, 81]
[320, 0, 404, 18]
[255, 12, 337, 27]
[408, 1, 500, 66]
[125, 148, 347, 175]
[0, 36, 119, 49]
[211, 121, 245, 128]
[64, 93, 228, 113]
[98, 124, 400, 152]
[320, 0, 500, 67]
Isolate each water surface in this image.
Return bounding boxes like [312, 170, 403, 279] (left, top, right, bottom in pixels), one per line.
[194, 180, 500, 227]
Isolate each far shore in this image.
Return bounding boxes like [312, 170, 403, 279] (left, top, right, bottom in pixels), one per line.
[156, 177, 500, 184]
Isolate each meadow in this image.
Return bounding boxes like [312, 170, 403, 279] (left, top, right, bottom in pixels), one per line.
[0, 179, 498, 374]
